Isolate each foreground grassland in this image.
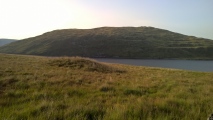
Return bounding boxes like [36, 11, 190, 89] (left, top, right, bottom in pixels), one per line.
[0, 54, 213, 120]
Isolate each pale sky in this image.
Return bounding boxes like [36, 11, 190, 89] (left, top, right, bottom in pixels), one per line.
[0, 0, 213, 40]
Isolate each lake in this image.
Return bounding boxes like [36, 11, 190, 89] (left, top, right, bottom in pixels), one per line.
[94, 58, 213, 72]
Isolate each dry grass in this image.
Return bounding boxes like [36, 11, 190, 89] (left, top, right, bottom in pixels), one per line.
[48, 57, 126, 73]
[0, 53, 213, 119]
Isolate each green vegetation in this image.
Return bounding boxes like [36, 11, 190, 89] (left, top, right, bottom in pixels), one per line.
[0, 27, 213, 59]
[0, 53, 213, 119]
[0, 39, 16, 47]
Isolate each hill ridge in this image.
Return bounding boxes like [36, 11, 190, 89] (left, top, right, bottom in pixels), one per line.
[0, 26, 213, 59]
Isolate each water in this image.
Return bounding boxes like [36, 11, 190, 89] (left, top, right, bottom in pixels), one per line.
[94, 58, 213, 72]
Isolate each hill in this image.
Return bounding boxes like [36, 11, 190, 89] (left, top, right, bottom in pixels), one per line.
[0, 27, 213, 59]
[0, 39, 16, 46]
[0, 53, 213, 119]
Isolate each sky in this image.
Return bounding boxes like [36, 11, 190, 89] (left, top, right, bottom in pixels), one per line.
[0, 0, 213, 40]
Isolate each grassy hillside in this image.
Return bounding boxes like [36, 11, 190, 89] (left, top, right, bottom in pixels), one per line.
[0, 39, 16, 46]
[0, 54, 213, 119]
[0, 27, 213, 59]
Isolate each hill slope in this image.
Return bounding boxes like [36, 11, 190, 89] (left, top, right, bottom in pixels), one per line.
[0, 39, 16, 46]
[0, 54, 213, 119]
[0, 27, 213, 59]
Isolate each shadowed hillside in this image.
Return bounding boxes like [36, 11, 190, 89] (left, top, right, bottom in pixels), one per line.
[0, 39, 16, 46]
[0, 27, 213, 59]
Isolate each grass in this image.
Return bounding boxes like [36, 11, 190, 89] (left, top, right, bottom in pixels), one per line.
[1, 27, 213, 59]
[0, 53, 213, 119]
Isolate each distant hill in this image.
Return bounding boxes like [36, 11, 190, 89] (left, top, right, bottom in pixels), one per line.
[0, 39, 16, 46]
[0, 27, 213, 59]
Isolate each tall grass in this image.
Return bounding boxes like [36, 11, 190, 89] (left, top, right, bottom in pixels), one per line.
[0, 54, 213, 119]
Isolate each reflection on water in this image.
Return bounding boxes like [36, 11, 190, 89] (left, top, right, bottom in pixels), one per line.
[95, 58, 213, 72]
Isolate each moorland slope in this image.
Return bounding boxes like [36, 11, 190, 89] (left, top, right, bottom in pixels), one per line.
[0, 27, 213, 59]
[0, 39, 16, 46]
[0, 54, 213, 119]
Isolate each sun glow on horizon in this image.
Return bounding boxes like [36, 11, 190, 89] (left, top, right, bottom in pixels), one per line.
[0, 0, 152, 39]
[1, 0, 212, 40]
[0, 0, 82, 39]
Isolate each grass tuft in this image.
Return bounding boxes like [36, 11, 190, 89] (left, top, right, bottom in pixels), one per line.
[99, 85, 115, 92]
[48, 57, 126, 73]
